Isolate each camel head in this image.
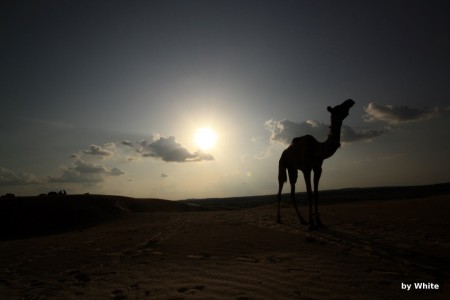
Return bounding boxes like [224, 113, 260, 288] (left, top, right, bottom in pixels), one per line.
[327, 99, 355, 124]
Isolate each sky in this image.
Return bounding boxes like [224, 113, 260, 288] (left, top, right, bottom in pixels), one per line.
[1, 0, 450, 199]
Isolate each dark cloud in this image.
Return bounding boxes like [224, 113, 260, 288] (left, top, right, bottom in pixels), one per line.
[121, 140, 134, 147]
[73, 160, 124, 176]
[265, 119, 383, 145]
[48, 159, 124, 184]
[139, 135, 214, 162]
[110, 167, 125, 176]
[0, 167, 40, 185]
[82, 144, 112, 157]
[364, 102, 440, 124]
[160, 173, 168, 178]
[72, 159, 109, 174]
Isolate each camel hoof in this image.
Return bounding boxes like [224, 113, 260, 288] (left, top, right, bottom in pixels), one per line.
[276, 219, 283, 224]
[316, 222, 326, 229]
[315, 218, 325, 229]
[308, 224, 317, 231]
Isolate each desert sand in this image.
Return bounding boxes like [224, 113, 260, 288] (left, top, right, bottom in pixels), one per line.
[1, 188, 449, 299]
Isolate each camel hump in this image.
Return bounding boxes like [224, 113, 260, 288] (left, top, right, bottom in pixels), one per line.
[291, 135, 317, 144]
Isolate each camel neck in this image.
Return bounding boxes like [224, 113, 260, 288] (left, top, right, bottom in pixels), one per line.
[321, 122, 342, 159]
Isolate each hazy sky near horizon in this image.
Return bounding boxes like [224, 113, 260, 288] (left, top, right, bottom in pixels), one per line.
[1, 0, 450, 199]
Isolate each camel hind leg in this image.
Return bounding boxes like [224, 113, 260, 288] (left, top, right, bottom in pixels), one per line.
[313, 167, 325, 228]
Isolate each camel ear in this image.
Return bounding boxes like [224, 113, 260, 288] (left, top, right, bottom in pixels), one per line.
[327, 106, 333, 113]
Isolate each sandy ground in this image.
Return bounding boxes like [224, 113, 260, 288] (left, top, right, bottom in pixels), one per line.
[1, 195, 449, 299]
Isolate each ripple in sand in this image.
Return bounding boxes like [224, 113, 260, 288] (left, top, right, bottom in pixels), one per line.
[236, 256, 259, 263]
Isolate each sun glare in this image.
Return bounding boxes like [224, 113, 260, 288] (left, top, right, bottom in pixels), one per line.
[194, 127, 218, 151]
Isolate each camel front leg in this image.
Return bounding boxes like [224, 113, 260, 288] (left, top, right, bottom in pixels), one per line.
[303, 170, 315, 230]
[289, 169, 307, 225]
[276, 180, 283, 224]
[290, 184, 307, 225]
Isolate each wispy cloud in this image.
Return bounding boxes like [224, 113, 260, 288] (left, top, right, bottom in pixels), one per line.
[340, 126, 386, 143]
[48, 169, 103, 184]
[264, 119, 383, 145]
[48, 159, 124, 184]
[363, 102, 441, 125]
[0, 167, 40, 186]
[138, 134, 214, 162]
[82, 144, 113, 157]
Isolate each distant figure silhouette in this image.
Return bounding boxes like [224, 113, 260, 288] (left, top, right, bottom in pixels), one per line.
[1, 193, 15, 199]
[277, 99, 355, 230]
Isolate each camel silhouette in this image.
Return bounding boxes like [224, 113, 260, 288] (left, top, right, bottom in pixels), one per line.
[277, 99, 355, 230]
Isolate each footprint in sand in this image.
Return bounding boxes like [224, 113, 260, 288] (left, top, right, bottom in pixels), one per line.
[66, 270, 91, 284]
[111, 289, 127, 300]
[29, 280, 45, 287]
[177, 285, 205, 294]
[305, 236, 317, 243]
[266, 254, 292, 263]
[136, 239, 158, 250]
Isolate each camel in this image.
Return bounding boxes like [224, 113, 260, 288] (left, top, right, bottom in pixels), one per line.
[277, 99, 355, 230]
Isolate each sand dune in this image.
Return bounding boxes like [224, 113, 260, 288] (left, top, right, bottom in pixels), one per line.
[1, 189, 449, 299]
[0, 194, 199, 240]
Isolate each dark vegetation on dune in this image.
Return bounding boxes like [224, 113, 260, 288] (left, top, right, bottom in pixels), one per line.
[1, 183, 449, 240]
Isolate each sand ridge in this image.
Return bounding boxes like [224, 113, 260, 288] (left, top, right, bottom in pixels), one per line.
[1, 194, 449, 299]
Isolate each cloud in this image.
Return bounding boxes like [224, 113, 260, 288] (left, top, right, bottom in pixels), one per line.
[363, 102, 441, 124]
[110, 167, 125, 176]
[161, 173, 168, 178]
[340, 126, 386, 143]
[48, 169, 103, 184]
[0, 167, 40, 186]
[48, 159, 125, 184]
[139, 135, 214, 162]
[121, 140, 134, 147]
[264, 119, 329, 145]
[264, 119, 382, 145]
[73, 160, 124, 176]
[82, 144, 113, 157]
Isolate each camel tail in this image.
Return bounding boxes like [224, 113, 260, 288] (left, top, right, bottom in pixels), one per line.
[278, 156, 287, 184]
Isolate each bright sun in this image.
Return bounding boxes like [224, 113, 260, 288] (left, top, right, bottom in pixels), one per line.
[194, 127, 218, 151]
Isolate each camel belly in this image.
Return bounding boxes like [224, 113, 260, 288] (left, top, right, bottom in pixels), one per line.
[282, 141, 321, 172]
